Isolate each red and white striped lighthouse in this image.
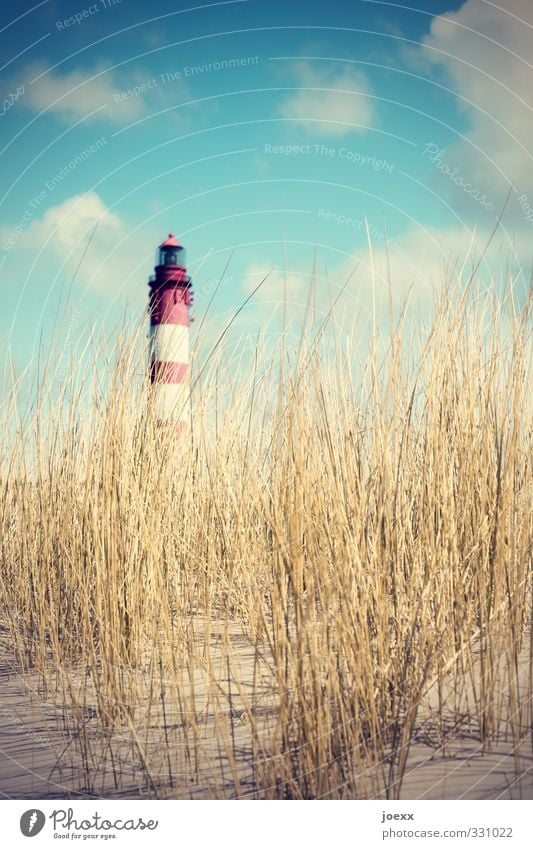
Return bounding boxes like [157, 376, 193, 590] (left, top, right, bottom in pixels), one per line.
[148, 234, 193, 431]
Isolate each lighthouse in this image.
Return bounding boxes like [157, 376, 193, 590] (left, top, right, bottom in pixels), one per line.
[148, 234, 193, 431]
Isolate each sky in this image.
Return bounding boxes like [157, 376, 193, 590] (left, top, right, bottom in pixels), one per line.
[0, 0, 532, 392]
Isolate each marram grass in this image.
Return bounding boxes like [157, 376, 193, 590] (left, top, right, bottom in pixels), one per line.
[0, 279, 531, 799]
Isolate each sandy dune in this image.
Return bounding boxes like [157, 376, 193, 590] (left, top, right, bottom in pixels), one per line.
[1, 622, 532, 801]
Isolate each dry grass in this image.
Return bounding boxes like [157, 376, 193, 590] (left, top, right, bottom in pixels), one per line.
[0, 275, 531, 799]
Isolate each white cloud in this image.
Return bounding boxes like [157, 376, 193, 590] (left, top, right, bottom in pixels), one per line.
[4, 192, 155, 299]
[242, 264, 311, 302]
[16, 63, 148, 124]
[14, 62, 193, 126]
[278, 61, 375, 137]
[30, 192, 124, 252]
[336, 224, 488, 305]
[420, 0, 533, 224]
[235, 223, 527, 340]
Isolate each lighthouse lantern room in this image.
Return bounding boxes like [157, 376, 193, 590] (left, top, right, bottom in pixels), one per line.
[156, 233, 186, 270]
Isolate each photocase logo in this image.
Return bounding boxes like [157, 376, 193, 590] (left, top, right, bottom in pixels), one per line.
[20, 810, 46, 837]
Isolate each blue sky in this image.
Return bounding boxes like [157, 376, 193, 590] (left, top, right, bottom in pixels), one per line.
[1, 0, 531, 390]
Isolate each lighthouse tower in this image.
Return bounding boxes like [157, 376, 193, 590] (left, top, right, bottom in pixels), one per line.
[148, 234, 193, 431]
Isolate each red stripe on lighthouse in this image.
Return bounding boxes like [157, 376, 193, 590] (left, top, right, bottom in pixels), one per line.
[150, 361, 188, 384]
[150, 288, 189, 326]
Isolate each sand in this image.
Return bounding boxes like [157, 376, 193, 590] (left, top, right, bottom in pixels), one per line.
[1, 626, 531, 800]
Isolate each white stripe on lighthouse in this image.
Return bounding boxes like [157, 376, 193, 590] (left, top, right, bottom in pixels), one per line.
[149, 323, 189, 364]
[149, 321, 190, 426]
[152, 382, 190, 424]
